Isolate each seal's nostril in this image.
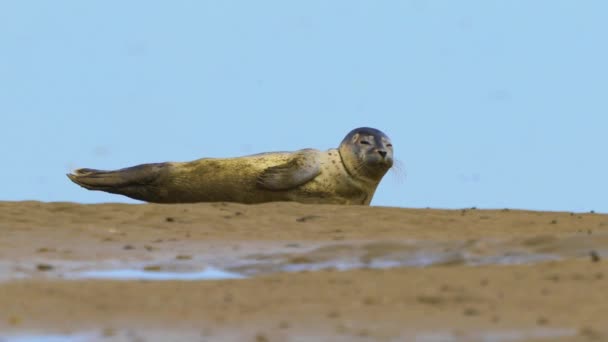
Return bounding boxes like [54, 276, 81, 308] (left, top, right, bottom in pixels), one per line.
[378, 150, 387, 158]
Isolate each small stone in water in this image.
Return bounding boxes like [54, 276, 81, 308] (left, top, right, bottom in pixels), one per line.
[143, 265, 162, 272]
[37, 264, 54, 271]
[590, 250, 601, 263]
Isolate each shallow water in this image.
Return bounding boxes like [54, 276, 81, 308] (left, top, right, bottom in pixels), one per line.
[1, 234, 605, 282]
[411, 327, 577, 342]
[0, 327, 577, 342]
[225, 234, 606, 276]
[0, 334, 93, 342]
[69, 267, 244, 281]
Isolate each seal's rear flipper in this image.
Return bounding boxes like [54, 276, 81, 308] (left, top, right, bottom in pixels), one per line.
[67, 163, 166, 191]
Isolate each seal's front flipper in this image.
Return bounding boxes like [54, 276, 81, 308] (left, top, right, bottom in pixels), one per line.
[257, 149, 321, 190]
[67, 163, 166, 191]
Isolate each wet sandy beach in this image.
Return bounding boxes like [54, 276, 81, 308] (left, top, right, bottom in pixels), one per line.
[0, 201, 607, 341]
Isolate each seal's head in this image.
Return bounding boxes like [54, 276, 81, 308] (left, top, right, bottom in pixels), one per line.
[338, 127, 393, 183]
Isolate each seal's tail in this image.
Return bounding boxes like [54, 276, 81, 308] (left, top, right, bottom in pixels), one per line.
[67, 163, 167, 195]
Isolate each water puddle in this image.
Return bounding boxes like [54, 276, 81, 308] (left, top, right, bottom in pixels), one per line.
[2, 234, 606, 282]
[0, 328, 577, 342]
[69, 267, 243, 281]
[0, 331, 211, 342]
[0, 333, 94, 342]
[412, 327, 577, 342]
[225, 234, 608, 276]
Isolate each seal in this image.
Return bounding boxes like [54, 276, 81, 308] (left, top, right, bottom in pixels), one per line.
[67, 127, 394, 205]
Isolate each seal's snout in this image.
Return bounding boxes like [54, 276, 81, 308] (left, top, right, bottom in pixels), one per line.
[377, 150, 387, 158]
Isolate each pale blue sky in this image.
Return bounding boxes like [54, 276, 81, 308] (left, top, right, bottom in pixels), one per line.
[1, 1, 606, 212]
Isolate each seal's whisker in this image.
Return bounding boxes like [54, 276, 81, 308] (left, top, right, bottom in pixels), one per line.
[390, 159, 407, 184]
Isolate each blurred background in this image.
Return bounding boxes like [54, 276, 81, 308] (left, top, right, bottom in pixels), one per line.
[1, 1, 606, 212]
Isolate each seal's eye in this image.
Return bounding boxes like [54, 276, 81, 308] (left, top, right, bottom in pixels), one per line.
[360, 141, 371, 145]
[386, 143, 393, 148]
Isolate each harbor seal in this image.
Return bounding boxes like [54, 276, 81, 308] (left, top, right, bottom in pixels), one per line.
[67, 127, 394, 205]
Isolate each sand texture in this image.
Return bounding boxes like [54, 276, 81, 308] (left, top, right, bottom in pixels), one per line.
[0, 201, 607, 341]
